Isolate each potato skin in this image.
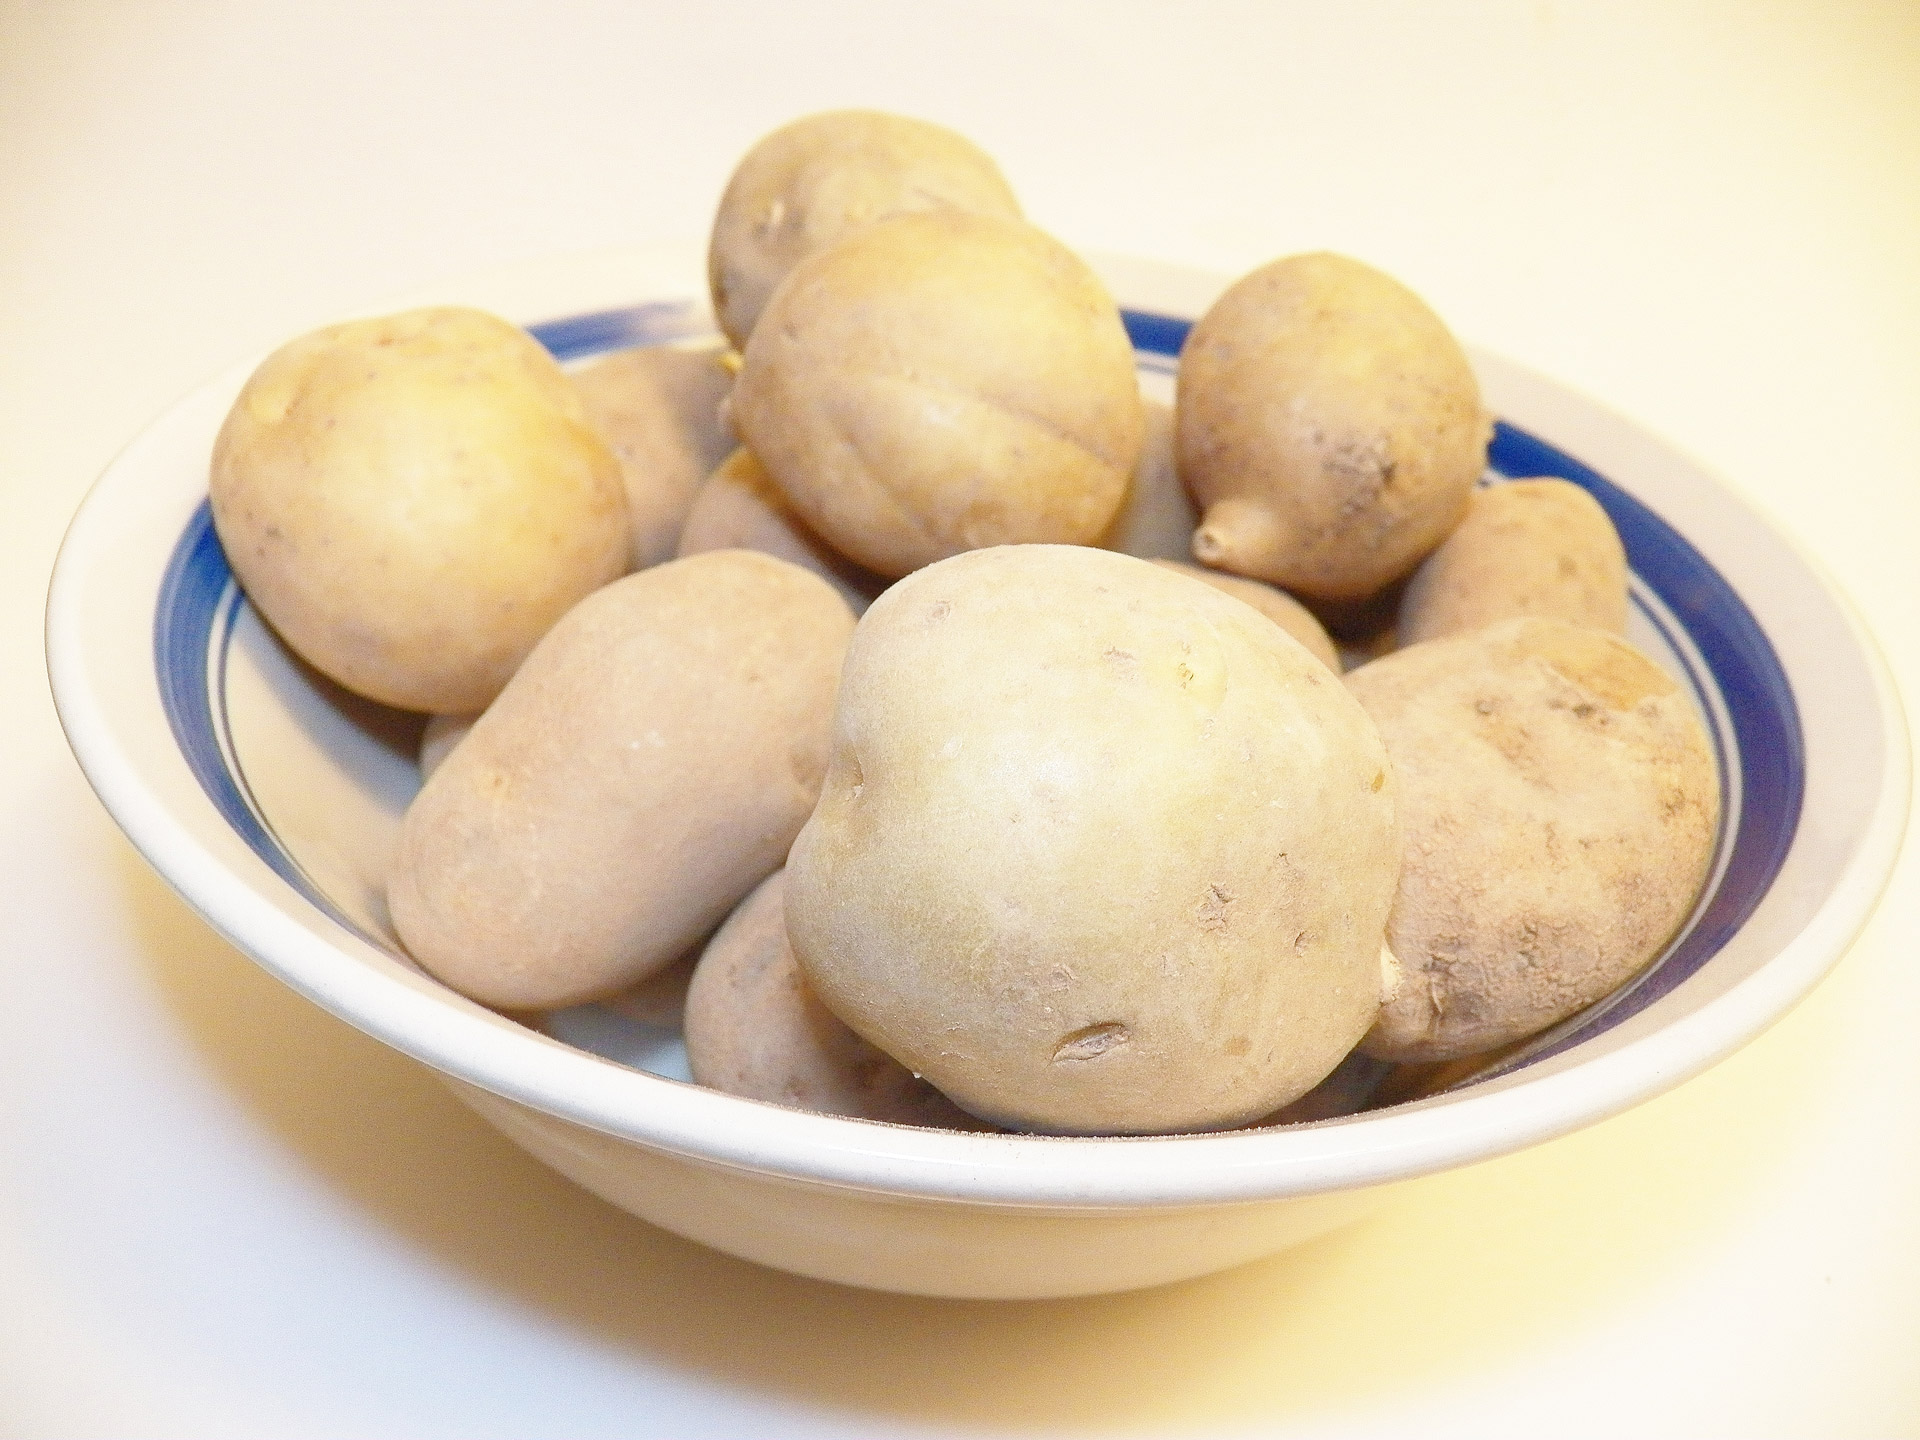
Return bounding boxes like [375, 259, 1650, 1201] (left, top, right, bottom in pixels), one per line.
[210, 307, 629, 714]
[1148, 560, 1341, 673]
[388, 550, 856, 1011]
[732, 210, 1144, 578]
[1398, 478, 1629, 645]
[569, 342, 736, 570]
[676, 448, 887, 614]
[686, 870, 987, 1128]
[708, 109, 1021, 350]
[1346, 618, 1719, 1062]
[1178, 252, 1489, 602]
[786, 545, 1400, 1135]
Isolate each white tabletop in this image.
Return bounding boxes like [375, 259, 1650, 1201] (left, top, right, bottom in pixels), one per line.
[4, 3, 1917, 1435]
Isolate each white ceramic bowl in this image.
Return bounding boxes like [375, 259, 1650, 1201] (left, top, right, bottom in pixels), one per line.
[47, 247, 1909, 1299]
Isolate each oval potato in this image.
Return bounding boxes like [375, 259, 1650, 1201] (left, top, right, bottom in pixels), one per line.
[732, 210, 1144, 578]
[686, 869, 987, 1128]
[1178, 252, 1489, 602]
[570, 342, 736, 571]
[210, 306, 629, 714]
[676, 448, 886, 614]
[1347, 617, 1719, 1062]
[1398, 478, 1629, 645]
[389, 550, 856, 1010]
[708, 109, 1021, 350]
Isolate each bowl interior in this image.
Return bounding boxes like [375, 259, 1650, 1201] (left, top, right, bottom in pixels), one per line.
[150, 298, 1805, 1114]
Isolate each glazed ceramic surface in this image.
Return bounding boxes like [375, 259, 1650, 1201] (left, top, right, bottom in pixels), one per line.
[47, 248, 1908, 1297]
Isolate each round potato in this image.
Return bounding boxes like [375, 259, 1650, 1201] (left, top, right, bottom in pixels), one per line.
[1178, 252, 1489, 602]
[786, 545, 1401, 1135]
[1148, 560, 1340, 672]
[731, 210, 1144, 578]
[676, 448, 887, 614]
[389, 550, 856, 1011]
[569, 342, 736, 570]
[686, 870, 987, 1128]
[1398, 478, 1629, 645]
[708, 109, 1021, 350]
[1098, 398, 1198, 562]
[1346, 618, 1719, 1063]
[210, 306, 630, 714]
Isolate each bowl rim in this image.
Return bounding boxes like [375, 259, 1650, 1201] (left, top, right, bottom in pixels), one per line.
[45, 245, 1912, 1209]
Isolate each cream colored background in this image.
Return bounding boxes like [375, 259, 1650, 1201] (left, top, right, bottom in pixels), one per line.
[3, 2, 1917, 1435]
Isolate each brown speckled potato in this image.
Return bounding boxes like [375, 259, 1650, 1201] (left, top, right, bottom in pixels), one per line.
[1149, 560, 1341, 672]
[731, 210, 1145, 578]
[1398, 478, 1629, 645]
[1178, 252, 1490, 602]
[569, 342, 735, 570]
[677, 448, 887, 614]
[388, 551, 856, 1011]
[686, 870, 987, 1128]
[1098, 399, 1198, 561]
[210, 306, 629, 714]
[786, 545, 1401, 1136]
[708, 109, 1022, 350]
[1347, 618, 1719, 1063]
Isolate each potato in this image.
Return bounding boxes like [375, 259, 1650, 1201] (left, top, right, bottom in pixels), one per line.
[388, 550, 856, 1011]
[1148, 560, 1341, 672]
[1098, 398, 1198, 561]
[676, 448, 887, 614]
[1398, 478, 1629, 645]
[569, 342, 736, 571]
[210, 306, 629, 714]
[1346, 618, 1719, 1063]
[786, 545, 1401, 1135]
[708, 109, 1021, 350]
[686, 870, 987, 1128]
[731, 210, 1145, 578]
[1177, 252, 1490, 602]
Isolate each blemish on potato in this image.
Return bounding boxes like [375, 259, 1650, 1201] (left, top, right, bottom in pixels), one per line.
[1052, 1022, 1131, 1063]
[1197, 883, 1235, 932]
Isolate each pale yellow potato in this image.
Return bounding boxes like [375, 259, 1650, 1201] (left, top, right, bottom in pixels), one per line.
[1178, 252, 1490, 602]
[1347, 618, 1719, 1063]
[786, 545, 1401, 1136]
[569, 342, 735, 570]
[1398, 478, 1629, 645]
[676, 448, 887, 614]
[210, 306, 629, 714]
[1148, 560, 1341, 672]
[1098, 398, 1198, 561]
[732, 210, 1144, 579]
[708, 109, 1022, 350]
[685, 870, 988, 1129]
[417, 712, 476, 779]
[389, 550, 856, 1011]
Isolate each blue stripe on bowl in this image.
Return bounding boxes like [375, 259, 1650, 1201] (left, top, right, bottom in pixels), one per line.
[155, 305, 1805, 1096]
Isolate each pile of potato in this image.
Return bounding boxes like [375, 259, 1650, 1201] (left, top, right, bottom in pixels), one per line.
[208, 110, 1719, 1137]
